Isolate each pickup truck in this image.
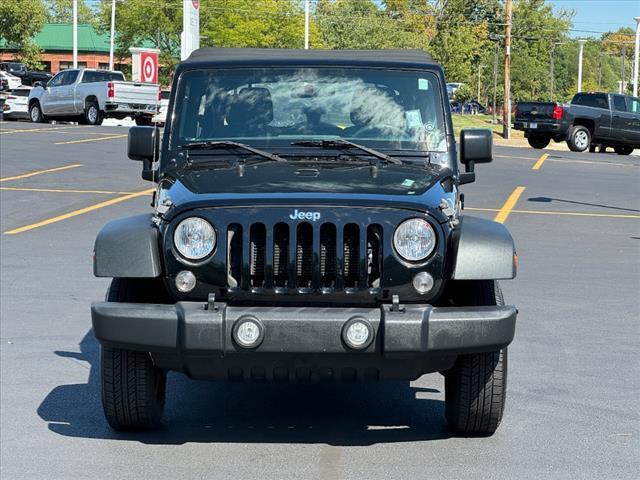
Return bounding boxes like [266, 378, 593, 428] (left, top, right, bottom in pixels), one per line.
[28, 68, 159, 125]
[514, 92, 640, 154]
[0, 62, 52, 86]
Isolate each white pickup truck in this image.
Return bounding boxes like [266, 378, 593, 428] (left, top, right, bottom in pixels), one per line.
[28, 69, 159, 125]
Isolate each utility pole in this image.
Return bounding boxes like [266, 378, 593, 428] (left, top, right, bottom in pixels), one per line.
[620, 47, 626, 93]
[109, 0, 116, 71]
[304, 0, 310, 50]
[492, 40, 499, 124]
[577, 39, 586, 93]
[634, 16, 640, 96]
[503, 0, 512, 139]
[72, 0, 78, 68]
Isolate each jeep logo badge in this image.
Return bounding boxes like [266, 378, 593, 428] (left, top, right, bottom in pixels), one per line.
[289, 209, 321, 221]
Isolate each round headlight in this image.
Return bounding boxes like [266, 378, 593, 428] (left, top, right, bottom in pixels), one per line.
[174, 217, 216, 260]
[393, 218, 436, 262]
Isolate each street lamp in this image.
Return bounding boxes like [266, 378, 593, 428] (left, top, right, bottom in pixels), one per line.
[633, 16, 639, 96]
[577, 39, 586, 93]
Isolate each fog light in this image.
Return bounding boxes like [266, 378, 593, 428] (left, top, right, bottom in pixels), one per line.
[233, 317, 264, 348]
[175, 270, 196, 292]
[413, 272, 434, 294]
[342, 317, 374, 350]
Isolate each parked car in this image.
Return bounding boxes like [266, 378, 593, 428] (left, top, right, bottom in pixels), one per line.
[0, 71, 22, 91]
[1, 86, 31, 120]
[514, 92, 640, 154]
[463, 100, 486, 114]
[449, 100, 461, 113]
[446, 82, 463, 99]
[0, 62, 52, 86]
[28, 68, 159, 125]
[152, 88, 171, 125]
[91, 48, 517, 435]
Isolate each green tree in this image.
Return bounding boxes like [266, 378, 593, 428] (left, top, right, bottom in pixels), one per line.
[0, 0, 46, 69]
[45, 0, 95, 25]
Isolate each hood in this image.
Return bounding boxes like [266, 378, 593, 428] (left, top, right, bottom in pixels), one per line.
[159, 160, 456, 223]
[175, 160, 443, 196]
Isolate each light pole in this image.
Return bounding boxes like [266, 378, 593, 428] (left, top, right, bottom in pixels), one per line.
[577, 39, 586, 93]
[634, 16, 640, 96]
[304, 0, 310, 50]
[109, 0, 116, 71]
[503, 0, 512, 139]
[72, 0, 78, 68]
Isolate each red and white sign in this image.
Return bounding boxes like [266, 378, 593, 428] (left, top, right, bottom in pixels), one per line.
[140, 51, 158, 84]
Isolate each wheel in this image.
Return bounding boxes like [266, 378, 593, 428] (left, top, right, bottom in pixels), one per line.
[527, 134, 550, 149]
[614, 146, 633, 155]
[29, 102, 45, 123]
[442, 280, 507, 435]
[100, 278, 168, 431]
[135, 116, 152, 126]
[84, 101, 104, 126]
[566, 125, 591, 152]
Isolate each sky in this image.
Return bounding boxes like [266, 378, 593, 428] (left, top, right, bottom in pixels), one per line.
[548, 0, 640, 38]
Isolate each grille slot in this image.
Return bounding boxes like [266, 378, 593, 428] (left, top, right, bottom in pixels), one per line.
[343, 223, 360, 288]
[227, 224, 243, 288]
[272, 223, 289, 288]
[249, 224, 266, 287]
[296, 223, 313, 288]
[320, 224, 337, 288]
[367, 225, 383, 288]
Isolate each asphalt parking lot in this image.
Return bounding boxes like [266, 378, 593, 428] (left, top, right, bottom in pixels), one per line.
[1, 121, 638, 479]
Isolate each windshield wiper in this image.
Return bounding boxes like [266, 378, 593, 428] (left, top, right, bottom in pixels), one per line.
[290, 139, 402, 165]
[178, 141, 286, 163]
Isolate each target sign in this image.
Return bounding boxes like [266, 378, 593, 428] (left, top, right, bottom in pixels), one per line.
[140, 51, 158, 83]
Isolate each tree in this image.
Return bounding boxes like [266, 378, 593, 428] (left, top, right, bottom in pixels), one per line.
[0, 0, 46, 69]
[201, 0, 318, 49]
[45, 0, 95, 25]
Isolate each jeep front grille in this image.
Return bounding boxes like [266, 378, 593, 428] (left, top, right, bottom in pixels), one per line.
[226, 221, 383, 293]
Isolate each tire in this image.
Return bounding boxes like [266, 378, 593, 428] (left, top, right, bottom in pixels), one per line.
[29, 102, 45, 123]
[84, 101, 104, 126]
[614, 146, 633, 156]
[566, 125, 591, 152]
[100, 278, 167, 431]
[527, 134, 550, 149]
[135, 116, 152, 126]
[443, 280, 508, 435]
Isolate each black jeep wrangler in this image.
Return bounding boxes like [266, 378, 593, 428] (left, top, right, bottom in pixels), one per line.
[91, 49, 517, 435]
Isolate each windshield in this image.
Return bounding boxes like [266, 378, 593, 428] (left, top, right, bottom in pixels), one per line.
[172, 67, 447, 154]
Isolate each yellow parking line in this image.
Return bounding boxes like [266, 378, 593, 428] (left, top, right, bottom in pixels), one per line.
[55, 134, 128, 145]
[494, 186, 526, 224]
[4, 188, 155, 235]
[0, 186, 135, 195]
[0, 164, 83, 183]
[467, 207, 640, 219]
[531, 153, 549, 170]
[0, 125, 92, 135]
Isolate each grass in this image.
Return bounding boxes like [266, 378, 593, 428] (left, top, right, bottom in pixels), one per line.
[452, 114, 523, 139]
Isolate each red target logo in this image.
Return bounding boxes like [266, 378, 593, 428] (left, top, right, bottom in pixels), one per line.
[140, 51, 158, 83]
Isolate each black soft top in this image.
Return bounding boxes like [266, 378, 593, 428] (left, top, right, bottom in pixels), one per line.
[180, 48, 438, 70]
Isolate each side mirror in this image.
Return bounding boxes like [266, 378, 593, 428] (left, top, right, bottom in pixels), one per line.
[459, 128, 493, 185]
[33, 81, 43, 89]
[128, 126, 160, 182]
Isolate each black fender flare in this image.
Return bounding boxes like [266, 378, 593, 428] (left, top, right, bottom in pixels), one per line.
[93, 214, 162, 278]
[450, 215, 516, 280]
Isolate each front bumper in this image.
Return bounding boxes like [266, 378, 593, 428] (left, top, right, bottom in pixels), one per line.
[91, 301, 516, 380]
